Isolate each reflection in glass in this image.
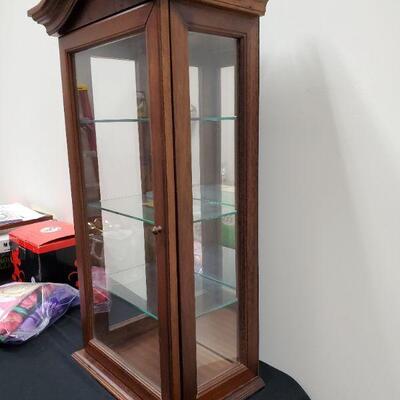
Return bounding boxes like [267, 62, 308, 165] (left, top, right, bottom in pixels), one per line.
[189, 32, 240, 387]
[74, 34, 161, 390]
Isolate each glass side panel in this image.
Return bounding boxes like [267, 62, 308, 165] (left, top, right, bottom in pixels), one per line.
[74, 34, 162, 390]
[189, 32, 240, 388]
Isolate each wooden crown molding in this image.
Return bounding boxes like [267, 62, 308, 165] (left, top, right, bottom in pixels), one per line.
[28, 0, 268, 37]
[28, 0, 79, 36]
[192, 0, 268, 16]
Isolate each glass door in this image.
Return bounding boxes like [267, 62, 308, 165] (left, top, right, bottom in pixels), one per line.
[171, 3, 261, 397]
[73, 32, 162, 391]
[188, 32, 240, 389]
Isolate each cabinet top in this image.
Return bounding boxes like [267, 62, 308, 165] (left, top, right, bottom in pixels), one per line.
[28, 0, 269, 37]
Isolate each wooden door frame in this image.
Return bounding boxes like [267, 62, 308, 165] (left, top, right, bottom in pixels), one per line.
[170, 1, 264, 399]
[59, 2, 181, 399]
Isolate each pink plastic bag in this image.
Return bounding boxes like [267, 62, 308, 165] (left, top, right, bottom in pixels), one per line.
[0, 282, 79, 344]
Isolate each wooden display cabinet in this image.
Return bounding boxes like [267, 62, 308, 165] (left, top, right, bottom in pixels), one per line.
[28, 1, 268, 399]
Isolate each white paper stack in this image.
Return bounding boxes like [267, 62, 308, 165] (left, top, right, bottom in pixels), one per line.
[0, 203, 44, 226]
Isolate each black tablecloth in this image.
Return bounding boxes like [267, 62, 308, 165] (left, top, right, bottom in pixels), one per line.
[0, 308, 310, 400]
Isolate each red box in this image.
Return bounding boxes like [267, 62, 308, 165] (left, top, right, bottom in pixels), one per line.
[0, 234, 12, 284]
[9, 221, 78, 287]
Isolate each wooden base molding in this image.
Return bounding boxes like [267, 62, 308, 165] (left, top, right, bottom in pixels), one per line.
[73, 349, 143, 400]
[225, 377, 265, 400]
[74, 349, 264, 400]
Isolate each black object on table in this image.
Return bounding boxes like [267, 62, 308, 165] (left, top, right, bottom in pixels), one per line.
[0, 306, 310, 400]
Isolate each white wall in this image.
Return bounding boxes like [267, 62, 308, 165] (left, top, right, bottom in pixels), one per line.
[1, 1, 400, 399]
[0, 0, 72, 221]
[260, 0, 400, 399]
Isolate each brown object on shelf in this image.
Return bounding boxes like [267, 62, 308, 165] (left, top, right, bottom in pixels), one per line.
[28, 0, 268, 399]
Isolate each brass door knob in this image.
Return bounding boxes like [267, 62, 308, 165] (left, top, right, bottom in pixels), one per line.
[152, 225, 163, 235]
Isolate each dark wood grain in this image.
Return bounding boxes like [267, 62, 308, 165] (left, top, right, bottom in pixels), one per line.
[186, 0, 268, 16]
[28, 0, 78, 36]
[59, 2, 165, 398]
[73, 349, 143, 400]
[107, 324, 239, 390]
[88, 339, 161, 399]
[40, 0, 265, 398]
[170, 3, 198, 398]
[59, 40, 95, 346]
[60, 0, 150, 35]
[98, 314, 158, 347]
[28, 0, 268, 38]
[239, 18, 261, 375]
[171, 2, 264, 399]
[59, 2, 152, 52]
[146, 2, 182, 399]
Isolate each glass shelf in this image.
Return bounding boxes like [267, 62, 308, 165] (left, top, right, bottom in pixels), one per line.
[194, 272, 237, 317]
[191, 116, 237, 122]
[108, 263, 237, 320]
[89, 194, 156, 225]
[79, 116, 236, 125]
[80, 117, 149, 124]
[192, 184, 236, 207]
[88, 188, 236, 224]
